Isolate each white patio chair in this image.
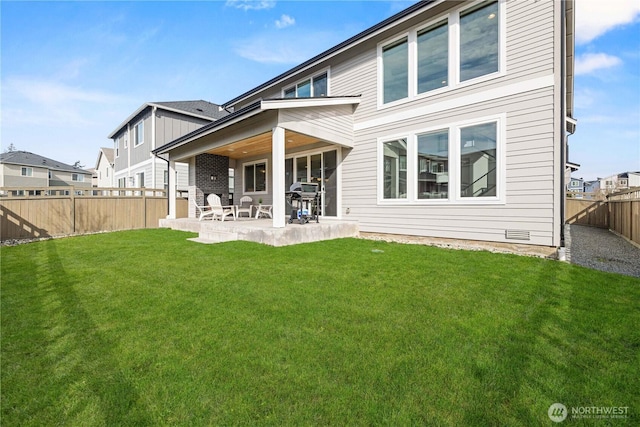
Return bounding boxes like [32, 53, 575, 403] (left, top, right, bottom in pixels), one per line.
[207, 194, 236, 222]
[194, 199, 215, 221]
[255, 203, 273, 219]
[235, 196, 253, 218]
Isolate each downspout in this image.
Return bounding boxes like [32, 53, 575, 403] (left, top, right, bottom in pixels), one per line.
[559, 0, 567, 248]
[151, 106, 157, 189]
[154, 152, 170, 216]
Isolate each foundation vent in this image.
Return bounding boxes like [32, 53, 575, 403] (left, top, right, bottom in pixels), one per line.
[505, 230, 531, 241]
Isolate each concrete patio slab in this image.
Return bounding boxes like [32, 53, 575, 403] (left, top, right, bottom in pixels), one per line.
[160, 217, 359, 246]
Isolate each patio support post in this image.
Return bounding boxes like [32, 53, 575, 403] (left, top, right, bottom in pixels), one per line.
[272, 126, 286, 228]
[167, 159, 177, 219]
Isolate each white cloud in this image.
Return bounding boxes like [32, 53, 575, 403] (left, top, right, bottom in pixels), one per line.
[575, 53, 622, 75]
[576, 0, 640, 44]
[225, 0, 276, 11]
[275, 14, 295, 29]
[234, 30, 342, 64]
[2, 77, 125, 127]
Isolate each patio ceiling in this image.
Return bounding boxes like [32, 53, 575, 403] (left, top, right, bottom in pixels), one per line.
[205, 130, 325, 160]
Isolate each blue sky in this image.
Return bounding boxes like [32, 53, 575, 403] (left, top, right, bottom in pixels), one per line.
[1, 0, 639, 181]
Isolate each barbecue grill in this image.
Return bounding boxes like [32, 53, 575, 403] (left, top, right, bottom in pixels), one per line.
[286, 182, 320, 224]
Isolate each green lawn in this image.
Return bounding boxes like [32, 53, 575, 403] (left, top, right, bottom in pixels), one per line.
[2, 229, 638, 426]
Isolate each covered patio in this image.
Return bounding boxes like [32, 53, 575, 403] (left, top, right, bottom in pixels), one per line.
[154, 96, 361, 235]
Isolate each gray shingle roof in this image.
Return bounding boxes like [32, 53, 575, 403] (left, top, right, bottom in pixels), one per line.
[0, 151, 92, 174]
[154, 100, 228, 120]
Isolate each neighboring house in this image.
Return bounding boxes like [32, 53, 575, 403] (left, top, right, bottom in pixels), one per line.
[616, 171, 640, 190]
[154, 0, 576, 248]
[108, 100, 227, 191]
[566, 177, 583, 198]
[593, 171, 640, 194]
[95, 147, 115, 187]
[0, 151, 92, 190]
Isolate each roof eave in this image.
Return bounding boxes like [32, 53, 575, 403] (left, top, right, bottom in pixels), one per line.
[153, 101, 263, 156]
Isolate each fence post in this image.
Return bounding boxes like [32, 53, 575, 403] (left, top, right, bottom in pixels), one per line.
[71, 186, 76, 234]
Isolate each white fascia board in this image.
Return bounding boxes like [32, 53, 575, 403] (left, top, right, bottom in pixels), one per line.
[261, 97, 361, 110]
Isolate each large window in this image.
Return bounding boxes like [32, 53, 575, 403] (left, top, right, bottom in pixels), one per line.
[72, 173, 84, 182]
[417, 130, 449, 199]
[459, 122, 497, 197]
[382, 139, 407, 199]
[284, 72, 328, 98]
[379, 1, 502, 105]
[460, 1, 499, 82]
[21, 167, 33, 177]
[379, 118, 501, 203]
[417, 21, 448, 93]
[382, 38, 408, 104]
[244, 161, 267, 193]
[134, 121, 144, 146]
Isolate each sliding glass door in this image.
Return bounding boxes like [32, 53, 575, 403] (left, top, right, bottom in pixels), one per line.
[284, 149, 337, 217]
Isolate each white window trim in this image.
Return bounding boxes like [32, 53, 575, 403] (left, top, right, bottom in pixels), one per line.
[377, 114, 506, 205]
[281, 67, 331, 98]
[377, 0, 506, 110]
[134, 120, 144, 147]
[21, 167, 33, 177]
[72, 173, 84, 182]
[243, 159, 269, 195]
[115, 137, 120, 158]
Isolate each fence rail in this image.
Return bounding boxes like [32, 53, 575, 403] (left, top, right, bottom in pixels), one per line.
[566, 187, 640, 246]
[0, 187, 188, 242]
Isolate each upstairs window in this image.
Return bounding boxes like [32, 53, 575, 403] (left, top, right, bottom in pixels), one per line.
[115, 137, 120, 157]
[379, 0, 502, 106]
[417, 20, 448, 93]
[21, 167, 33, 177]
[72, 173, 84, 182]
[460, 1, 499, 82]
[283, 72, 328, 98]
[134, 121, 144, 146]
[382, 38, 408, 104]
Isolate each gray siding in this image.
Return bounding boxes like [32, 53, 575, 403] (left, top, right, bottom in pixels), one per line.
[156, 110, 210, 148]
[224, 0, 562, 246]
[131, 112, 152, 166]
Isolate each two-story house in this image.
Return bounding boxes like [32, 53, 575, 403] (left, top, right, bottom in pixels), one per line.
[108, 100, 227, 192]
[0, 151, 93, 192]
[566, 176, 583, 198]
[94, 147, 115, 188]
[154, 0, 576, 248]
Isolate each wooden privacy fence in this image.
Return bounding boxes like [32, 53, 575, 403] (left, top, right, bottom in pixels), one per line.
[0, 187, 188, 242]
[566, 187, 640, 245]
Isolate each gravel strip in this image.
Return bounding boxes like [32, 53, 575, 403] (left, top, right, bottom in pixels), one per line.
[567, 224, 640, 278]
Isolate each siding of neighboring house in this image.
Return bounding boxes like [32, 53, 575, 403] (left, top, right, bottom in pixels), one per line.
[156, 110, 211, 147]
[0, 163, 49, 187]
[49, 170, 92, 187]
[113, 106, 217, 190]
